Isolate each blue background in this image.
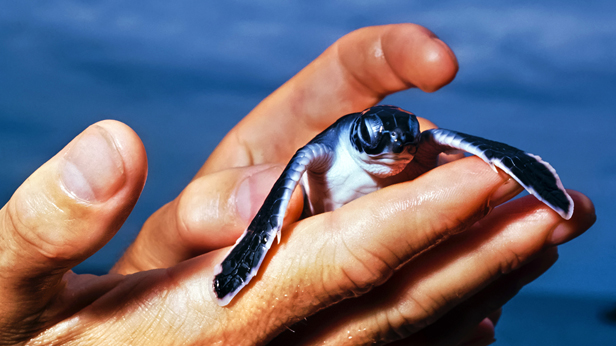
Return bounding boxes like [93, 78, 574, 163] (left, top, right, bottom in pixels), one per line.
[1, 1, 614, 344]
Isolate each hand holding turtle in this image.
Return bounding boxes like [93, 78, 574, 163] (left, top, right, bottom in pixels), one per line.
[112, 23, 595, 344]
[0, 24, 595, 345]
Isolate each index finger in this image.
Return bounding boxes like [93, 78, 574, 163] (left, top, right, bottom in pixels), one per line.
[198, 23, 458, 176]
[186, 158, 515, 345]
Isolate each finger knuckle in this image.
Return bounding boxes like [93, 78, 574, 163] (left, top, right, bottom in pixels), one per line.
[2, 194, 75, 262]
[498, 247, 526, 275]
[371, 292, 444, 343]
[175, 182, 206, 235]
[334, 233, 397, 296]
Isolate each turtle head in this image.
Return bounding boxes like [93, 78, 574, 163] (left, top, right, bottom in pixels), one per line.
[349, 105, 421, 177]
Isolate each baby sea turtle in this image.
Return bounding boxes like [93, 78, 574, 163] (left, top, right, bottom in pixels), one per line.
[212, 105, 573, 306]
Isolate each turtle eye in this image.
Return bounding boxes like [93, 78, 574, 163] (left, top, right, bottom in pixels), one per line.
[359, 120, 372, 144]
[359, 114, 383, 149]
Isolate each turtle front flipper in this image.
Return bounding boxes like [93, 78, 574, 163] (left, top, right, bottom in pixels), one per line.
[417, 128, 574, 220]
[212, 143, 334, 306]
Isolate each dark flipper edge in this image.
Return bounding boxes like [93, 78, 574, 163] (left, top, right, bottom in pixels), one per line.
[212, 143, 333, 306]
[421, 129, 574, 220]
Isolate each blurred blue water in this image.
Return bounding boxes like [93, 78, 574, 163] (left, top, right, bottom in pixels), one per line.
[497, 293, 616, 345]
[1, 1, 614, 343]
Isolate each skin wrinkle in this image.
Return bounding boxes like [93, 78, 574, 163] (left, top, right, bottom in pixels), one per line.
[296, 244, 325, 310]
[233, 127, 255, 169]
[44, 273, 122, 325]
[159, 301, 191, 343]
[27, 317, 83, 346]
[463, 246, 500, 286]
[373, 185, 450, 228]
[380, 42, 415, 94]
[338, 227, 397, 296]
[279, 281, 315, 341]
[174, 196, 198, 257]
[373, 311, 390, 345]
[389, 305, 421, 343]
[295, 232, 327, 309]
[14, 159, 117, 261]
[378, 26, 423, 93]
[335, 232, 369, 296]
[368, 191, 441, 261]
[128, 286, 176, 344]
[8, 193, 66, 261]
[178, 181, 224, 251]
[346, 211, 399, 276]
[316, 225, 336, 307]
[4, 202, 68, 275]
[254, 229, 319, 345]
[56, 273, 156, 345]
[189, 302, 223, 344]
[483, 208, 560, 277]
[0, 310, 47, 346]
[255, 305, 282, 346]
[35, 302, 99, 345]
[367, 238, 401, 274]
[418, 287, 451, 326]
[498, 245, 525, 276]
[209, 189, 224, 229]
[0, 206, 27, 269]
[139, 209, 174, 271]
[340, 263, 373, 298]
[390, 290, 438, 337]
[185, 282, 226, 334]
[254, 254, 295, 344]
[326, 232, 351, 304]
[334, 220, 388, 294]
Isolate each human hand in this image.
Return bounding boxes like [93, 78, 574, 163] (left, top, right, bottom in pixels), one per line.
[113, 22, 459, 275]
[0, 24, 595, 345]
[111, 23, 595, 345]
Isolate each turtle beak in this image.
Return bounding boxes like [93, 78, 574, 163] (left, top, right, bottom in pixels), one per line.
[391, 130, 419, 154]
[389, 131, 405, 153]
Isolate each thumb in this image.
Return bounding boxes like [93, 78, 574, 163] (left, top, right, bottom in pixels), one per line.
[0, 120, 147, 337]
[112, 164, 304, 275]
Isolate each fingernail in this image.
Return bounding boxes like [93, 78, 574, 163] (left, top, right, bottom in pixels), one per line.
[549, 192, 596, 245]
[236, 166, 282, 223]
[460, 318, 496, 346]
[548, 222, 572, 245]
[61, 125, 126, 202]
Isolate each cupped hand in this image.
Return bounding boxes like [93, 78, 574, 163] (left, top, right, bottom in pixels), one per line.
[113, 23, 457, 276]
[0, 24, 596, 346]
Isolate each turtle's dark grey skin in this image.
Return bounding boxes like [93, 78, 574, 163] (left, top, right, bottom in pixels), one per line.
[212, 105, 574, 306]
